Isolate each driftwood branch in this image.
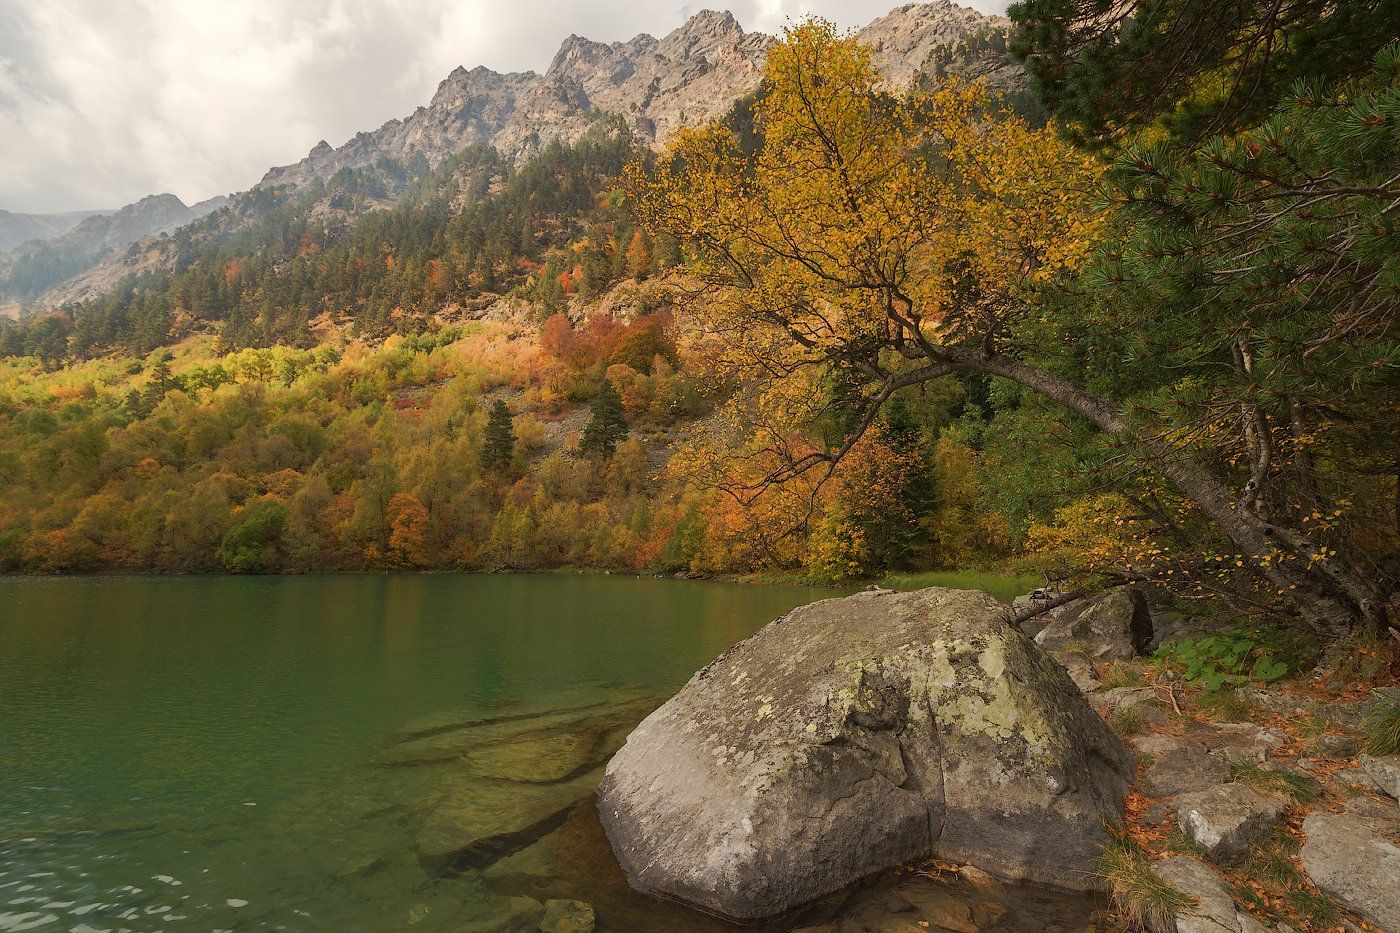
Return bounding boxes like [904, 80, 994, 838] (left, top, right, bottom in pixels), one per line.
[1013, 587, 1087, 625]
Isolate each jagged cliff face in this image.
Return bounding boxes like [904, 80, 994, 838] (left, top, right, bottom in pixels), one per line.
[500, 10, 773, 155]
[257, 2, 1014, 193]
[259, 68, 536, 191]
[859, 1, 1010, 86]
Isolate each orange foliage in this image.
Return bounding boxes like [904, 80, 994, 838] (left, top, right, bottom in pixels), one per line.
[539, 311, 673, 377]
[387, 492, 429, 567]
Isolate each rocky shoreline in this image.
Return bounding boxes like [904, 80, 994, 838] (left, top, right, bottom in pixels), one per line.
[1022, 588, 1399, 933]
[369, 585, 1397, 932]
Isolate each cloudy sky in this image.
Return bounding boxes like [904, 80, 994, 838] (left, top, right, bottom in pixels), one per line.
[0, 0, 1011, 214]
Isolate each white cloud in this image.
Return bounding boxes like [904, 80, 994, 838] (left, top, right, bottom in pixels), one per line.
[0, 0, 1010, 213]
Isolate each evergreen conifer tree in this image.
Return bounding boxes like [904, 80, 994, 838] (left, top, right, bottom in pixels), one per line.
[578, 379, 628, 458]
[482, 399, 515, 470]
[141, 355, 177, 411]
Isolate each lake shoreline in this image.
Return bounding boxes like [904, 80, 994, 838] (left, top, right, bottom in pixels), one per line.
[0, 564, 1041, 602]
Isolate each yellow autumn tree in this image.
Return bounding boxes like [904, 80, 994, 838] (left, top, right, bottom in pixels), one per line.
[627, 17, 1101, 545]
[628, 18, 1390, 636]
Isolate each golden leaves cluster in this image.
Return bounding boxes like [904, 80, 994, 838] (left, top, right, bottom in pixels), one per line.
[626, 18, 1105, 369]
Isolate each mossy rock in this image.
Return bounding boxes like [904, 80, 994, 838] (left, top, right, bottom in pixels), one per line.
[597, 587, 1133, 921]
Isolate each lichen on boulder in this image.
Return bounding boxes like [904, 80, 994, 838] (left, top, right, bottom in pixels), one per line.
[596, 587, 1133, 921]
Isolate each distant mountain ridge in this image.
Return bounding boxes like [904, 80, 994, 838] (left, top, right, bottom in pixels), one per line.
[0, 208, 114, 254]
[21, 1, 1019, 311]
[0, 193, 228, 302]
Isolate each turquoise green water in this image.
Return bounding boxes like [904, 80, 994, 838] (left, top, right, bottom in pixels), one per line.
[0, 574, 837, 932]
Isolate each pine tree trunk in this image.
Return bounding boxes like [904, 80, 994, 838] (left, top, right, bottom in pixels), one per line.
[940, 348, 1389, 639]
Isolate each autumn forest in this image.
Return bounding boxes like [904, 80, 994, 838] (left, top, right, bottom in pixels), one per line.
[0, 0, 1395, 642]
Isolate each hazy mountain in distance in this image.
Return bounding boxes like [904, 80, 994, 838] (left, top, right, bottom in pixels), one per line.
[0, 193, 229, 302]
[0, 208, 115, 254]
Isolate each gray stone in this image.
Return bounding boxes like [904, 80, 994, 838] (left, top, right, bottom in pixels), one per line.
[889, 879, 979, 932]
[1300, 810, 1400, 930]
[380, 695, 658, 768]
[597, 587, 1132, 921]
[1209, 723, 1289, 765]
[1212, 722, 1288, 749]
[1174, 784, 1288, 863]
[1360, 753, 1400, 800]
[1149, 615, 1232, 653]
[1313, 732, 1361, 758]
[1236, 688, 1380, 731]
[955, 865, 1003, 892]
[1060, 654, 1102, 692]
[405, 891, 547, 932]
[463, 727, 607, 784]
[380, 708, 604, 767]
[1035, 586, 1153, 660]
[1147, 856, 1269, 933]
[1131, 732, 1185, 758]
[1091, 686, 1158, 716]
[538, 898, 595, 933]
[1142, 740, 1229, 797]
[1343, 794, 1398, 821]
[1335, 767, 1380, 791]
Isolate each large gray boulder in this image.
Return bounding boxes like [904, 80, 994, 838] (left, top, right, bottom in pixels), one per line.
[596, 587, 1133, 921]
[1034, 586, 1152, 660]
[1137, 736, 1229, 797]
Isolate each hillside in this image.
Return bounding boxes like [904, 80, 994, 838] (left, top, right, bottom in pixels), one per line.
[2, 0, 1387, 641]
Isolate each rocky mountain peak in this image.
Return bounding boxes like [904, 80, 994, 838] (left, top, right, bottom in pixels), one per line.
[656, 9, 746, 56]
[34, 3, 1024, 309]
[859, 0, 1012, 86]
[254, 2, 1012, 195]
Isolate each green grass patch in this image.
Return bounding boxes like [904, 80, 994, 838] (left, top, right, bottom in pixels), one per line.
[1165, 828, 1203, 857]
[1100, 662, 1147, 690]
[1236, 830, 1338, 925]
[1192, 688, 1252, 722]
[1227, 761, 1321, 804]
[1364, 692, 1400, 756]
[879, 570, 1042, 603]
[1111, 707, 1145, 736]
[1097, 831, 1194, 929]
[1296, 711, 1334, 740]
